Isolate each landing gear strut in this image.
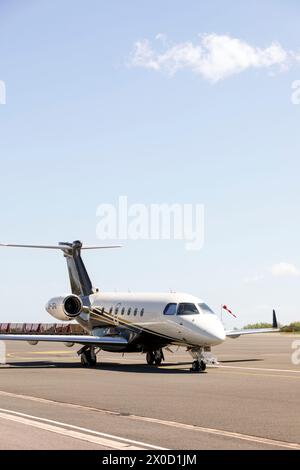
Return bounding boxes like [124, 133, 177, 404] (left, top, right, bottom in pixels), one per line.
[146, 349, 164, 366]
[189, 347, 208, 373]
[78, 346, 97, 367]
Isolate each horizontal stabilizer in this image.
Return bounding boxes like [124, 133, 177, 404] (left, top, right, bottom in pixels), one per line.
[0, 243, 122, 250]
[0, 240, 122, 296]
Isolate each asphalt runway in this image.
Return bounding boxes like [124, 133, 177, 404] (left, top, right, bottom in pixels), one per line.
[0, 333, 299, 450]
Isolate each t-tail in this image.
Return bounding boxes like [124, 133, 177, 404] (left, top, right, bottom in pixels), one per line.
[0, 240, 121, 296]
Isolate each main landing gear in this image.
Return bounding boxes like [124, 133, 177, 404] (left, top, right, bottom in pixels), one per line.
[146, 349, 164, 366]
[78, 345, 97, 367]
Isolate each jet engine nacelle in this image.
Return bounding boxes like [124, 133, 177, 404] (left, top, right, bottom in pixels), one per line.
[46, 295, 83, 321]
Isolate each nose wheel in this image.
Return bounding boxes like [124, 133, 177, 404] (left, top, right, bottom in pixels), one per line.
[191, 360, 206, 372]
[188, 347, 209, 373]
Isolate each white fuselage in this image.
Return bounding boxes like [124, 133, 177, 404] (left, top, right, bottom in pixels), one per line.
[82, 292, 226, 348]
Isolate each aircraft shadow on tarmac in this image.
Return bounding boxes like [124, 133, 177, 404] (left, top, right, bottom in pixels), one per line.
[2, 361, 196, 374]
[2, 357, 264, 374]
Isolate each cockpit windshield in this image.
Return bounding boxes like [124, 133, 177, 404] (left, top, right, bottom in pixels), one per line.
[198, 303, 215, 314]
[177, 303, 199, 315]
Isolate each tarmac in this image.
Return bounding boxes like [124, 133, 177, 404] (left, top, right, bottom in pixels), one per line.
[0, 333, 299, 450]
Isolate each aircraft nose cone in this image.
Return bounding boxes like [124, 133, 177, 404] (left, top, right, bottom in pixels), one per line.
[206, 320, 226, 344]
[213, 325, 226, 343]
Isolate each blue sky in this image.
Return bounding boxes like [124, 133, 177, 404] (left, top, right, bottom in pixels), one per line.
[0, 1, 299, 327]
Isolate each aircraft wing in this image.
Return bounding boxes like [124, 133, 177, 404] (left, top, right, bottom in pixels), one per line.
[0, 334, 128, 346]
[226, 310, 280, 339]
[226, 327, 280, 339]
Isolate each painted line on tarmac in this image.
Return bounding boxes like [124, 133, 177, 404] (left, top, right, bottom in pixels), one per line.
[128, 415, 300, 450]
[29, 351, 75, 355]
[0, 408, 167, 451]
[0, 390, 299, 450]
[216, 370, 300, 380]
[215, 365, 300, 374]
[103, 358, 300, 374]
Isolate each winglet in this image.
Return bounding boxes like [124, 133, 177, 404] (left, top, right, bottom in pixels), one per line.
[273, 309, 278, 329]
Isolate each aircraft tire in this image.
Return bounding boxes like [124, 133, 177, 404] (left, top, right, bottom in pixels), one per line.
[81, 349, 97, 367]
[191, 360, 200, 372]
[146, 351, 155, 365]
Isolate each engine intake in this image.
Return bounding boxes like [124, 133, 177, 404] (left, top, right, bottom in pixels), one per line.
[46, 295, 83, 321]
[64, 296, 82, 317]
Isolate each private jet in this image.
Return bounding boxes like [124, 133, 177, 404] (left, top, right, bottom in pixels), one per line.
[0, 241, 279, 372]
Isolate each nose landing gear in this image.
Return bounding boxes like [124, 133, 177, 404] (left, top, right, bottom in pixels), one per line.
[146, 349, 164, 366]
[188, 347, 211, 373]
[191, 360, 206, 372]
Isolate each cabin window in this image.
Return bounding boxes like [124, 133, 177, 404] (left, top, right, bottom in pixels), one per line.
[121, 307, 125, 315]
[127, 308, 131, 315]
[163, 303, 177, 315]
[177, 303, 199, 316]
[140, 308, 144, 317]
[109, 307, 113, 315]
[114, 307, 119, 315]
[133, 308, 138, 316]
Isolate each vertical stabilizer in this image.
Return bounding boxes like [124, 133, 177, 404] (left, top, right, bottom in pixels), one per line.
[60, 241, 94, 296]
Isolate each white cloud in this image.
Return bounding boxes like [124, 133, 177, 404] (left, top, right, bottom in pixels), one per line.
[271, 262, 300, 278]
[130, 33, 294, 82]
